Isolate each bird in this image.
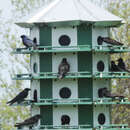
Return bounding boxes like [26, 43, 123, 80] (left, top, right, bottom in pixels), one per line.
[61, 115, 70, 125]
[117, 58, 130, 72]
[110, 61, 119, 72]
[15, 114, 41, 128]
[97, 36, 124, 46]
[98, 87, 124, 99]
[7, 88, 31, 105]
[98, 88, 106, 98]
[58, 58, 70, 79]
[21, 35, 38, 49]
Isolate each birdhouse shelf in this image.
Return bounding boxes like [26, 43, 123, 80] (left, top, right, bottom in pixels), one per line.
[13, 72, 130, 80]
[13, 45, 130, 54]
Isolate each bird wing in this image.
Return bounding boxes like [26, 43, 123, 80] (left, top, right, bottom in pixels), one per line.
[7, 90, 28, 105]
[59, 63, 70, 74]
[22, 36, 33, 47]
[103, 37, 123, 46]
[15, 116, 36, 127]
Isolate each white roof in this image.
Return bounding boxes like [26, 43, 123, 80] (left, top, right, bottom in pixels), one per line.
[16, 0, 123, 27]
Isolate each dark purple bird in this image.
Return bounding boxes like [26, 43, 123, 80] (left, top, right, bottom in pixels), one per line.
[21, 35, 38, 49]
[97, 36, 123, 46]
[110, 61, 119, 72]
[7, 88, 31, 105]
[117, 58, 130, 72]
[58, 58, 70, 79]
[15, 114, 41, 128]
[98, 87, 124, 99]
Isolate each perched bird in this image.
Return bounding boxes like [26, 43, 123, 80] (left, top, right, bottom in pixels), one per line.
[117, 58, 130, 72]
[97, 36, 123, 46]
[110, 61, 119, 72]
[7, 88, 31, 105]
[58, 58, 70, 79]
[98, 87, 124, 99]
[21, 35, 38, 49]
[15, 114, 41, 128]
[61, 115, 70, 125]
[98, 87, 106, 98]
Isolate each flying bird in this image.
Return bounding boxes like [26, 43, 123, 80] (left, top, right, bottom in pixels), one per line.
[58, 58, 70, 79]
[15, 114, 41, 128]
[97, 36, 124, 46]
[7, 88, 31, 105]
[117, 58, 130, 72]
[110, 61, 119, 72]
[21, 35, 38, 49]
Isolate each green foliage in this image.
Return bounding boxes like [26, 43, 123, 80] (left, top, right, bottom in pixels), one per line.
[0, 1, 33, 130]
[106, 0, 130, 127]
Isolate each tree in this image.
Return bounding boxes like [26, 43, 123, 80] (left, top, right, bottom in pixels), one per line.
[0, 0, 47, 129]
[106, 0, 130, 127]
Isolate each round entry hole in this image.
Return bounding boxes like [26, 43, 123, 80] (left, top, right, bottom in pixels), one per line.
[59, 35, 71, 46]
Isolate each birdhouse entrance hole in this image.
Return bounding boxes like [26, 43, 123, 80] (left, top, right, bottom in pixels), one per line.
[98, 113, 106, 125]
[33, 62, 38, 73]
[97, 61, 105, 72]
[59, 87, 71, 98]
[61, 115, 70, 125]
[59, 35, 71, 46]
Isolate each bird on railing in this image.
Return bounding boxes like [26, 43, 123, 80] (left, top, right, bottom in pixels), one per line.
[21, 35, 38, 49]
[98, 87, 124, 99]
[15, 114, 41, 128]
[97, 36, 124, 46]
[110, 61, 119, 72]
[117, 58, 130, 73]
[7, 88, 31, 105]
[58, 58, 70, 79]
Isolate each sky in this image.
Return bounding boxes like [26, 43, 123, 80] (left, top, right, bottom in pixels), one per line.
[0, 0, 30, 97]
[0, 0, 12, 20]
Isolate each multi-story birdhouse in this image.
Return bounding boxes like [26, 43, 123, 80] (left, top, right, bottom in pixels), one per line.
[13, 0, 130, 129]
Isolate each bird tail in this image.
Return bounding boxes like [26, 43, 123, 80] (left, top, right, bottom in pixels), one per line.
[103, 37, 123, 46]
[6, 101, 13, 106]
[118, 67, 130, 73]
[15, 123, 20, 127]
[58, 73, 65, 79]
[6, 101, 10, 104]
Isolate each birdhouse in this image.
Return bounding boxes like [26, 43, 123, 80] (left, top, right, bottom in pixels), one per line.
[13, 0, 130, 129]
